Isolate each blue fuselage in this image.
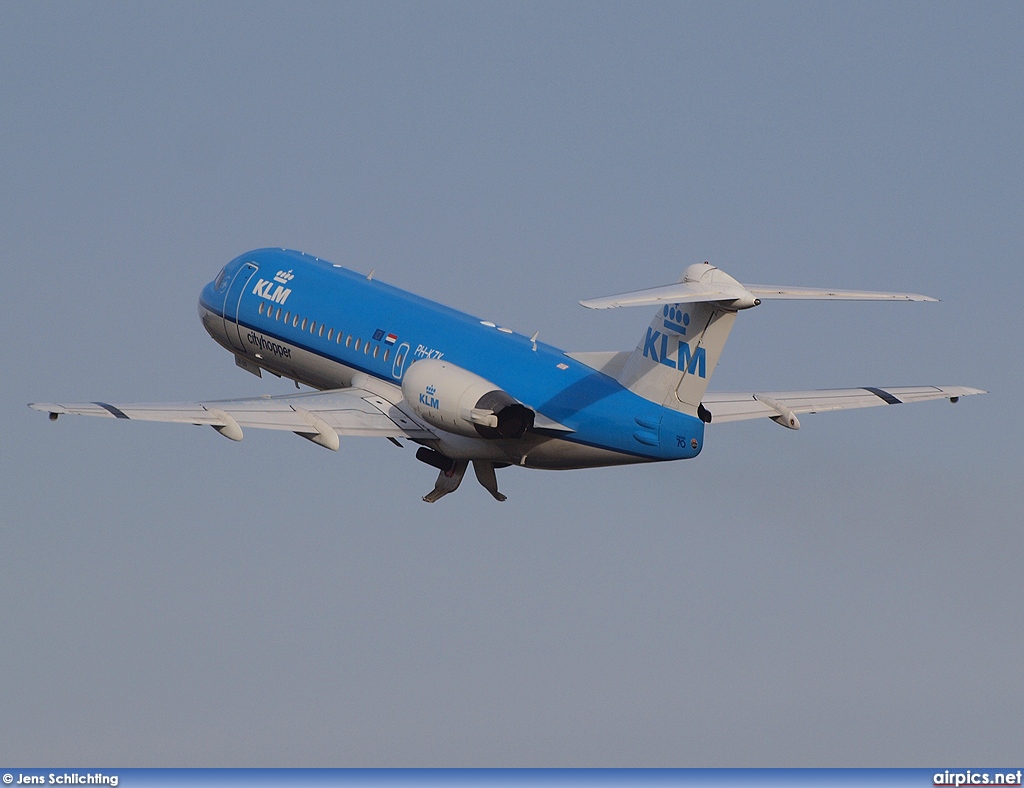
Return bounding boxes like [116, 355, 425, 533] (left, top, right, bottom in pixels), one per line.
[198, 249, 703, 469]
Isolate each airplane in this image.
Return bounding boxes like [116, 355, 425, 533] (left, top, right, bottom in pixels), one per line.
[30, 248, 985, 502]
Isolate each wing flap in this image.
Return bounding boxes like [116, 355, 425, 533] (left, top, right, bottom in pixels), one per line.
[702, 385, 985, 423]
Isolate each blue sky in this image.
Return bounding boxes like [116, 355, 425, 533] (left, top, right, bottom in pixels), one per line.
[1, 1, 1020, 765]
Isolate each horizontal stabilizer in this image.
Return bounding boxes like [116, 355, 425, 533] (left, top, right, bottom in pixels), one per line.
[580, 263, 937, 309]
[744, 284, 937, 302]
[581, 282, 937, 309]
[581, 281, 751, 309]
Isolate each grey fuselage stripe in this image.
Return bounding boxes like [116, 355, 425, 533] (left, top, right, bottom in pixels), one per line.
[93, 401, 131, 419]
[863, 387, 902, 405]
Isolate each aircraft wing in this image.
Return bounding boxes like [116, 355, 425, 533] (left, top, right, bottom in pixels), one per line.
[29, 387, 436, 448]
[702, 385, 985, 426]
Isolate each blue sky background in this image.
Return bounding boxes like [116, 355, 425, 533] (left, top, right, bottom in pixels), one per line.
[1, 1, 1020, 766]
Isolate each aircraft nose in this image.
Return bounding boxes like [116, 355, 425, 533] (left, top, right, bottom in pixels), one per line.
[198, 273, 223, 317]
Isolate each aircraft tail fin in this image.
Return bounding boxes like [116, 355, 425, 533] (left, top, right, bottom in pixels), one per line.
[615, 295, 736, 417]
[583, 261, 939, 417]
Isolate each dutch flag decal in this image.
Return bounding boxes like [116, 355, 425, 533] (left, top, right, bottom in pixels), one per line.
[385, 333, 398, 345]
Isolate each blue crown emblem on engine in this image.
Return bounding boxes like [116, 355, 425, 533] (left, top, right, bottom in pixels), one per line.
[426, 385, 436, 396]
[662, 304, 690, 335]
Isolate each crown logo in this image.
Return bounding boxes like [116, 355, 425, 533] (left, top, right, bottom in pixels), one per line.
[425, 385, 436, 396]
[662, 304, 690, 335]
[274, 269, 295, 284]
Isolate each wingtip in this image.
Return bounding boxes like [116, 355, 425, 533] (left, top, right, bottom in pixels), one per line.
[29, 403, 66, 417]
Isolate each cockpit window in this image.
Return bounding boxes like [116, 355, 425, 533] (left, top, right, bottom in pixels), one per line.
[214, 267, 228, 290]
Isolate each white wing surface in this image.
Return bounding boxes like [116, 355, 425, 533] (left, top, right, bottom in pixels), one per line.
[744, 284, 937, 301]
[580, 263, 937, 310]
[30, 387, 435, 447]
[703, 385, 985, 425]
[580, 282, 936, 309]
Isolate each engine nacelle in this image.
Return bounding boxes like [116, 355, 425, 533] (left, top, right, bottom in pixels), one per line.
[402, 359, 535, 439]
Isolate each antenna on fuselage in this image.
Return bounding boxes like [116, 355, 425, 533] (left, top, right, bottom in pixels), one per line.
[367, 269, 375, 281]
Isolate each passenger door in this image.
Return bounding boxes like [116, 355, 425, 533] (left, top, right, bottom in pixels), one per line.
[222, 262, 259, 352]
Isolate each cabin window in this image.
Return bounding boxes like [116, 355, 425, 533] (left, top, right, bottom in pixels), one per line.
[354, 338, 361, 351]
[397, 353, 404, 367]
[345, 335, 352, 348]
[327, 328, 333, 341]
[258, 302, 264, 315]
[364, 342, 370, 354]
[373, 345, 378, 358]
[310, 320, 317, 334]
[383, 349, 390, 362]
[301, 318, 307, 331]
[275, 307, 281, 320]
[337, 331, 343, 344]
[284, 311, 290, 323]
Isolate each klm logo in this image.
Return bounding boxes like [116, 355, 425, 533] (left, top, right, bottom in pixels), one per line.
[642, 327, 706, 377]
[419, 385, 440, 409]
[252, 269, 294, 305]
